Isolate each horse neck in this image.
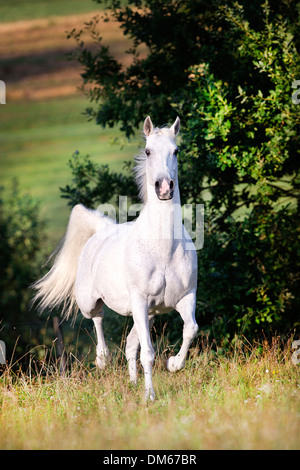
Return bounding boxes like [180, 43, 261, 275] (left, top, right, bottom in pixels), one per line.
[142, 182, 182, 254]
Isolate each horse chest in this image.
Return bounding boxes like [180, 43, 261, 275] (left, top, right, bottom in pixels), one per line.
[129, 247, 195, 310]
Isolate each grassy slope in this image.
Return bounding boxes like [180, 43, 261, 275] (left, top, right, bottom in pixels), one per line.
[0, 96, 138, 246]
[0, 0, 98, 22]
[0, 2, 138, 247]
[0, 340, 299, 450]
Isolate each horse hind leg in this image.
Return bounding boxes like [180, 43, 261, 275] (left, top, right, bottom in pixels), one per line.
[93, 313, 111, 369]
[125, 323, 140, 384]
[85, 300, 111, 370]
[76, 261, 110, 369]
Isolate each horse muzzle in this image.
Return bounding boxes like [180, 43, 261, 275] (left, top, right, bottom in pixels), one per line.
[155, 178, 174, 200]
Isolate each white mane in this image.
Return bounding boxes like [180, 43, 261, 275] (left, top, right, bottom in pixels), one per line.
[134, 150, 147, 203]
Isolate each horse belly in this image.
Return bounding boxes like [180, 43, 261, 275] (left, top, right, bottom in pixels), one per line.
[92, 236, 131, 316]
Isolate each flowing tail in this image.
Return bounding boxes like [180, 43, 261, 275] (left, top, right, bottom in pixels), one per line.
[31, 204, 113, 320]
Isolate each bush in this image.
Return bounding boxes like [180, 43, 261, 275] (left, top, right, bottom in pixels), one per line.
[0, 182, 46, 359]
[177, 3, 299, 336]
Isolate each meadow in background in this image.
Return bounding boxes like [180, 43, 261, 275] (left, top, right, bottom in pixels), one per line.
[0, 0, 139, 360]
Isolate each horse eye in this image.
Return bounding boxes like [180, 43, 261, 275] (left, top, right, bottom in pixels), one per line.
[145, 149, 150, 157]
[174, 148, 179, 157]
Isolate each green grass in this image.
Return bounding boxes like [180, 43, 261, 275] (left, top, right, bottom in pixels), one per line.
[0, 0, 98, 23]
[0, 338, 299, 450]
[0, 95, 139, 246]
[0, 1, 138, 248]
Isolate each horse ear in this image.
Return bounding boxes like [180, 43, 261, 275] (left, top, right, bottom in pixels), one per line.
[144, 116, 153, 137]
[170, 116, 180, 137]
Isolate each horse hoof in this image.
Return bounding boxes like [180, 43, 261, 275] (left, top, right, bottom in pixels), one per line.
[95, 352, 111, 370]
[165, 356, 185, 373]
[145, 388, 155, 402]
[165, 356, 177, 372]
[95, 357, 106, 369]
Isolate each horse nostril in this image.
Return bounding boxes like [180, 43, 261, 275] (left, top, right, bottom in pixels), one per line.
[170, 180, 174, 190]
[155, 181, 160, 190]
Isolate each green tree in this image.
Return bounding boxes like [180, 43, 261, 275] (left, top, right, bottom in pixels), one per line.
[67, 0, 227, 137]
[178, 2, 299, 335]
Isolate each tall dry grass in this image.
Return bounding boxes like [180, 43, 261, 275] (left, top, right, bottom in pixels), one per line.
[0, 336, 299, 450]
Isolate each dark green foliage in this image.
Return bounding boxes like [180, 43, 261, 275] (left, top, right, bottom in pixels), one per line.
[195, 207, 299, 339]
[0, 182, 46, 358]
[67, 0, 225, 137]
[178, 2, 299, 336]
[60, 151, 138, 209]
[63, 0, 300, 340]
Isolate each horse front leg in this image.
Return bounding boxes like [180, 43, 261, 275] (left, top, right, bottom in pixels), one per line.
[166, 290, 198, 373]
[125, 315, 154, 385]
[131, 297, 155, 401]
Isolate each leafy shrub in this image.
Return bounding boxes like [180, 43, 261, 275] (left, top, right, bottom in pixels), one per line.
[0, 182, 46, 358]
[178, 3, 299, 336]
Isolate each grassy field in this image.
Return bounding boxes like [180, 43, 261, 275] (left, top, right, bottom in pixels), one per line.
[0, 96, 138, 245]
[0, 4, 139, 246]
[0, 338, 299, 450]
[0, 0, 98, 22]
[0, 2, 299, 452]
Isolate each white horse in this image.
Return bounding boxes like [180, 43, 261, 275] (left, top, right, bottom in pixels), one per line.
[33, 116, 198, 401]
